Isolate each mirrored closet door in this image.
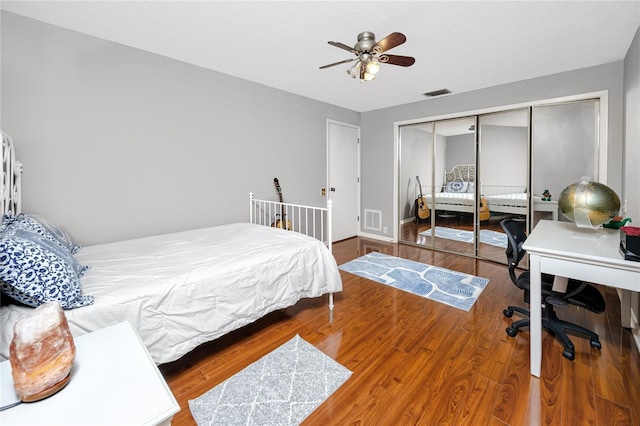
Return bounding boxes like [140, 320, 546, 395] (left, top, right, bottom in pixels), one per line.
[399, 112, 527, 261]
[477, 109, 529, 263]
[531, 99, 600, 228]
[398, 98, 600, 264]
[398, 116, 477, 256]
[399, 111, 530, 261]
[398, 121, 435, 245]
[431, 117, 476, 255]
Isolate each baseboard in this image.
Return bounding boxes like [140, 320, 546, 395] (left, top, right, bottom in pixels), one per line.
[358, 231, 395, 243]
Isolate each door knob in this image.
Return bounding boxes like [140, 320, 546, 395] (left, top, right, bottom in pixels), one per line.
[330, 187, 336, 192]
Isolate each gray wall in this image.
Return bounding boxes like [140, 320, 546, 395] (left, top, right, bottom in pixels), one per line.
[623, 27, 640, 349]
[0, 12, 359, 245]
[361, 61, 624, 239]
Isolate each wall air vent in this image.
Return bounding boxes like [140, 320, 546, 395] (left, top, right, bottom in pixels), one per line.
[364, 209, 382, 231]
[423, 89, 451, 97]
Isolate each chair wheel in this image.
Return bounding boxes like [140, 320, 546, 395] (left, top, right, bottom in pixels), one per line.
[506, 327, 518, 337]
[590, 339, 601, 349]
[562, 349, 575, 361]
[503, 309, 513, 318]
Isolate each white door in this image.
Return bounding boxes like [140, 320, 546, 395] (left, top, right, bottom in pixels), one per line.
[328, 120, 360, 242]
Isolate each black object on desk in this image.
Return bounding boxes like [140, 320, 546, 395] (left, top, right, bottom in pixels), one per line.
[620, 243, 640, 262]
[620, 227, 640, 262]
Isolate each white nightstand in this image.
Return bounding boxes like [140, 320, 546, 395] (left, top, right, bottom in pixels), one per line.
[0, 321, 179, 425]
[533, 196, 558, 220]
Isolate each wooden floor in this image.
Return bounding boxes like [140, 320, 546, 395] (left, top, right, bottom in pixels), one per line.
[160, 237, 640, 426]
[399, 213, 529, 266]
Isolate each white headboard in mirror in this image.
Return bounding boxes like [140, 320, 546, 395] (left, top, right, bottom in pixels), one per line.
[444, 164, 475, 184]
[1, 131, 22, 217]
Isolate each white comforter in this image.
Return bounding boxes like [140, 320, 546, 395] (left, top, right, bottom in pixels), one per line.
[485, 192, 527, 206]
[1, 223, 342, 364]
[432, 192, 475, 205]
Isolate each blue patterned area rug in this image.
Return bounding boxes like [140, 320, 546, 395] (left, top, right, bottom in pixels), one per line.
[188, 335, 352, 426]
[339, 252, 490, 312]
[420, 226, 508, 248]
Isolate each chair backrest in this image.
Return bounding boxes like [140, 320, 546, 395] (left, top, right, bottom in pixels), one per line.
[500, 219, 528, 285]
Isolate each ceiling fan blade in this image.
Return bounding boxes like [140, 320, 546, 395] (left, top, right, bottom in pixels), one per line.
[379, 54, 415, 67]
[319, 58, 357, 69]
[373, 32, 406, 54]
[328, 41, 358, 55]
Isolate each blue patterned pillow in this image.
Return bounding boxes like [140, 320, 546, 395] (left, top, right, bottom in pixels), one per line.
[1, 213, 81, 254]
[1, 213, 88, 277]
[0, 227, 94, 309]
[446, 180, 468, 193]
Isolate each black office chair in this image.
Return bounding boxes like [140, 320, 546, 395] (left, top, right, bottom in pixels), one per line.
[500, 219, 605, 360]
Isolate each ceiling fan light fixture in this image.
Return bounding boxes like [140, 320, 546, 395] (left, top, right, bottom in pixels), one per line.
[347, 62, 361, 78]
[365, 58, 380, 75]
[362, 71, 376, 81]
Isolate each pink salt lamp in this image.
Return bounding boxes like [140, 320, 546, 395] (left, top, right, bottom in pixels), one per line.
[9, 301, 76, 402]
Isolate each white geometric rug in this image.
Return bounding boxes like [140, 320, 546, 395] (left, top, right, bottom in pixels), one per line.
[188, 335, 352, 426]
[339, 252, 490, 312]
[420, 226, 508, 248]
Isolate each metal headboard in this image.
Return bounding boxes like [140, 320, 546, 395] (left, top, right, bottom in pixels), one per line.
[1, 131, 22, 216]
[444, 164, 475, 183]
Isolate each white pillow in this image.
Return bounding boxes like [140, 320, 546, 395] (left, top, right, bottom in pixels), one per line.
[467, 182, 475, 193]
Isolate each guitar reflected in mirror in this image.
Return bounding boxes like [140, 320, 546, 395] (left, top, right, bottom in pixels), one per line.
[479, 196, 490, 221]
[415, 175, 430, 223]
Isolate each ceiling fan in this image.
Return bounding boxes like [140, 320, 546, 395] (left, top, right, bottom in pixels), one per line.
[319, 31, 415, 81]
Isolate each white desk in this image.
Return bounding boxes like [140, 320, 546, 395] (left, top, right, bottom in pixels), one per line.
[523, 220, 640, 377]
[0, 321, 179, 425]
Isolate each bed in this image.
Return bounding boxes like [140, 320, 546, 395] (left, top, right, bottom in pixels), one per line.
[423, 164, 476, 214]
[0, 131, 342, 364]
[423, 164, 529, 216]
[484, 188, 528, 215]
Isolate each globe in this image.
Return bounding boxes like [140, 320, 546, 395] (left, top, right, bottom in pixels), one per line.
[558, 177, 621, 228]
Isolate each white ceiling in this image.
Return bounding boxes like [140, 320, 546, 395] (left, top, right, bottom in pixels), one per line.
[2, 1, 639, 112]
